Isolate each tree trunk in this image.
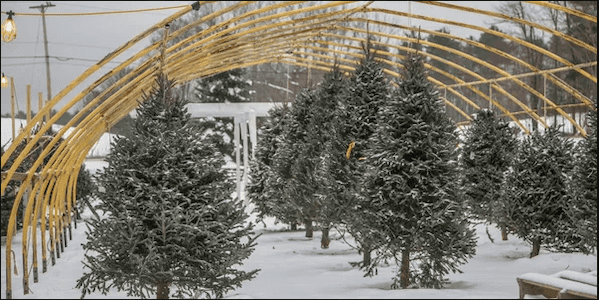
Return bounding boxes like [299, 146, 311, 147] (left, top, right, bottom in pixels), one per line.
[501, 222, 508, 241]
[304, 219, 313, 238]
[400, 248, 410, 288]
[530, 237, 541, 258]
[290, 222, 297, 231]
[363, 245, 371, 267]
[156, 279, 170, 299]
[321, 227, 330, 249]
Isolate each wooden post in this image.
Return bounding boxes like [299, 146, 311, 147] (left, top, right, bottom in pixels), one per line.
[27, 85, 31, 124]
[39, 92, 44, 127]
[27, 85, 32, 143]
[11, 77, 16, 141]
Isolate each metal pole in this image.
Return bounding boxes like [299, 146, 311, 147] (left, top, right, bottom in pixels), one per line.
[30, 2, 55, 104]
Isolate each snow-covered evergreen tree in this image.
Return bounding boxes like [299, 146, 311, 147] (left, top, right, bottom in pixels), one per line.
[341, 38, 391, 269]
[459, 109, 519, 240]
[569, 97, 597, 253]
[247, 103, 302, 229]
[362, 52, 477, 289]
[274, 87, 321, 237]
[77, 74, 258, 299]
[194, 68, 253, 158]
[309, 66, 352, 248]
[506, 126, 582, 257]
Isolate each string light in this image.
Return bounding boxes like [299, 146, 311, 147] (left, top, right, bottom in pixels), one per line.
[1, 10, 17, 42]
[1, 72, 8, 88]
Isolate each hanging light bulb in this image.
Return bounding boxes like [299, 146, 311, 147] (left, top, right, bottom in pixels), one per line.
[1, 73, 8, 88]
[2, 11, 17, 42]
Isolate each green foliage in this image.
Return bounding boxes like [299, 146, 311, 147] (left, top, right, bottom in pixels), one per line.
[569, 98, 597, 252]
[363, 52, 476, 289]
[309, 67, 353, 227]
[273, 87, 321, 226]
[249, 65, 353, 235]
[76, 74, 259, 299]
[340, 40, 391, 265]
[459, 109, 519, 228]
[506, 126, 585, 255]
[247, 103, 303, 227]
[75, 166, 98, 218]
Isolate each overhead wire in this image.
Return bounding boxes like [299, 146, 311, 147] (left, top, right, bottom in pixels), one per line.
[2, 55, 125, 64]
[0, 5, 189, 17]
[7, 41, 116, 50]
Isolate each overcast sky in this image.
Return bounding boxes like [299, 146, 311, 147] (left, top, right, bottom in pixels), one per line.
[1, 1, 508, 117]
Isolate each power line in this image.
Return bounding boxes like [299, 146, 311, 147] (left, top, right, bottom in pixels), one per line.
[7, 41, 116, 50]
[2, 55, 124, 63]
[1, 4, 188, 17]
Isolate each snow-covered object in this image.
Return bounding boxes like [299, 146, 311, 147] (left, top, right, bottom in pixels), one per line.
[518, 272, 597, 297]
[552, 270, 597, 286]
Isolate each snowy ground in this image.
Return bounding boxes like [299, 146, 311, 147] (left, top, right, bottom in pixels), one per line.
[2, 177, 596, 299]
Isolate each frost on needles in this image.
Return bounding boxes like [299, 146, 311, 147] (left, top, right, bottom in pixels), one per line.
[76, 74, 259, 299]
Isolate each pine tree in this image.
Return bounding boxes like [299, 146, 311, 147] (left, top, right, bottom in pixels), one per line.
[309, 66, 352, 248]
[569, 97, 597, 254]
[506, 126, 582, 258]
[275, 87, 320, 237]
[341, 38, 391, 269]
[194, 69, 253, 158]
[363, 53, 477, 289]
[247, 103, 302, 229]
[76, 74, 259, 299]
[459, 109, 519, 240]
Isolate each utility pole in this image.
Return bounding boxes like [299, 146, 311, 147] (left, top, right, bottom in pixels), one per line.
[29, 2, 55, 105]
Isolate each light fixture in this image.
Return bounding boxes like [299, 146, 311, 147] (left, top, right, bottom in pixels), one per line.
[2, 11, 17, 42]
[1, 73, 8, 88]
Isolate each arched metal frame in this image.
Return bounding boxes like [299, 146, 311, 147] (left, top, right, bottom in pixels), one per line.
[1, 1, 596, 298]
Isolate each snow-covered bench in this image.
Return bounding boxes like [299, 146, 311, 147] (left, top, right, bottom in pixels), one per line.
[517, 270, 597, 299]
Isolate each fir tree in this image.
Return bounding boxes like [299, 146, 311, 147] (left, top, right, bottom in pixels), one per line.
[459, 109, 519, 240]
[76, 74, 259, 299]
[275, 87, 320, 237]
[194, 69, 253, 158]
[569, 97, 597, 254]
[506, 126, 582, 258]
[247, 103, 302, 229]
[362, 53, 477, 289]
[309, 66, 352, 248]
[341, 38, 390, 269]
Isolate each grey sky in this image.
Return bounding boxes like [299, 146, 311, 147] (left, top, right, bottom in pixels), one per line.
[1, 1, 508, 117]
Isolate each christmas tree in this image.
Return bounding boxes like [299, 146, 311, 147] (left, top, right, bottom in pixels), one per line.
[274, 87, 320, 237]
[76, 74, 259, 299]
[570, 98, 597, 253]
[506, 126, 582, 257]
[194, 68, 253, 158]
[459, 109, 519, 240]
[247, 103, 302, 230]
[341, 38, 391, 269]
[362, 52, 476, 289]
[308, 66, 352, 248]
